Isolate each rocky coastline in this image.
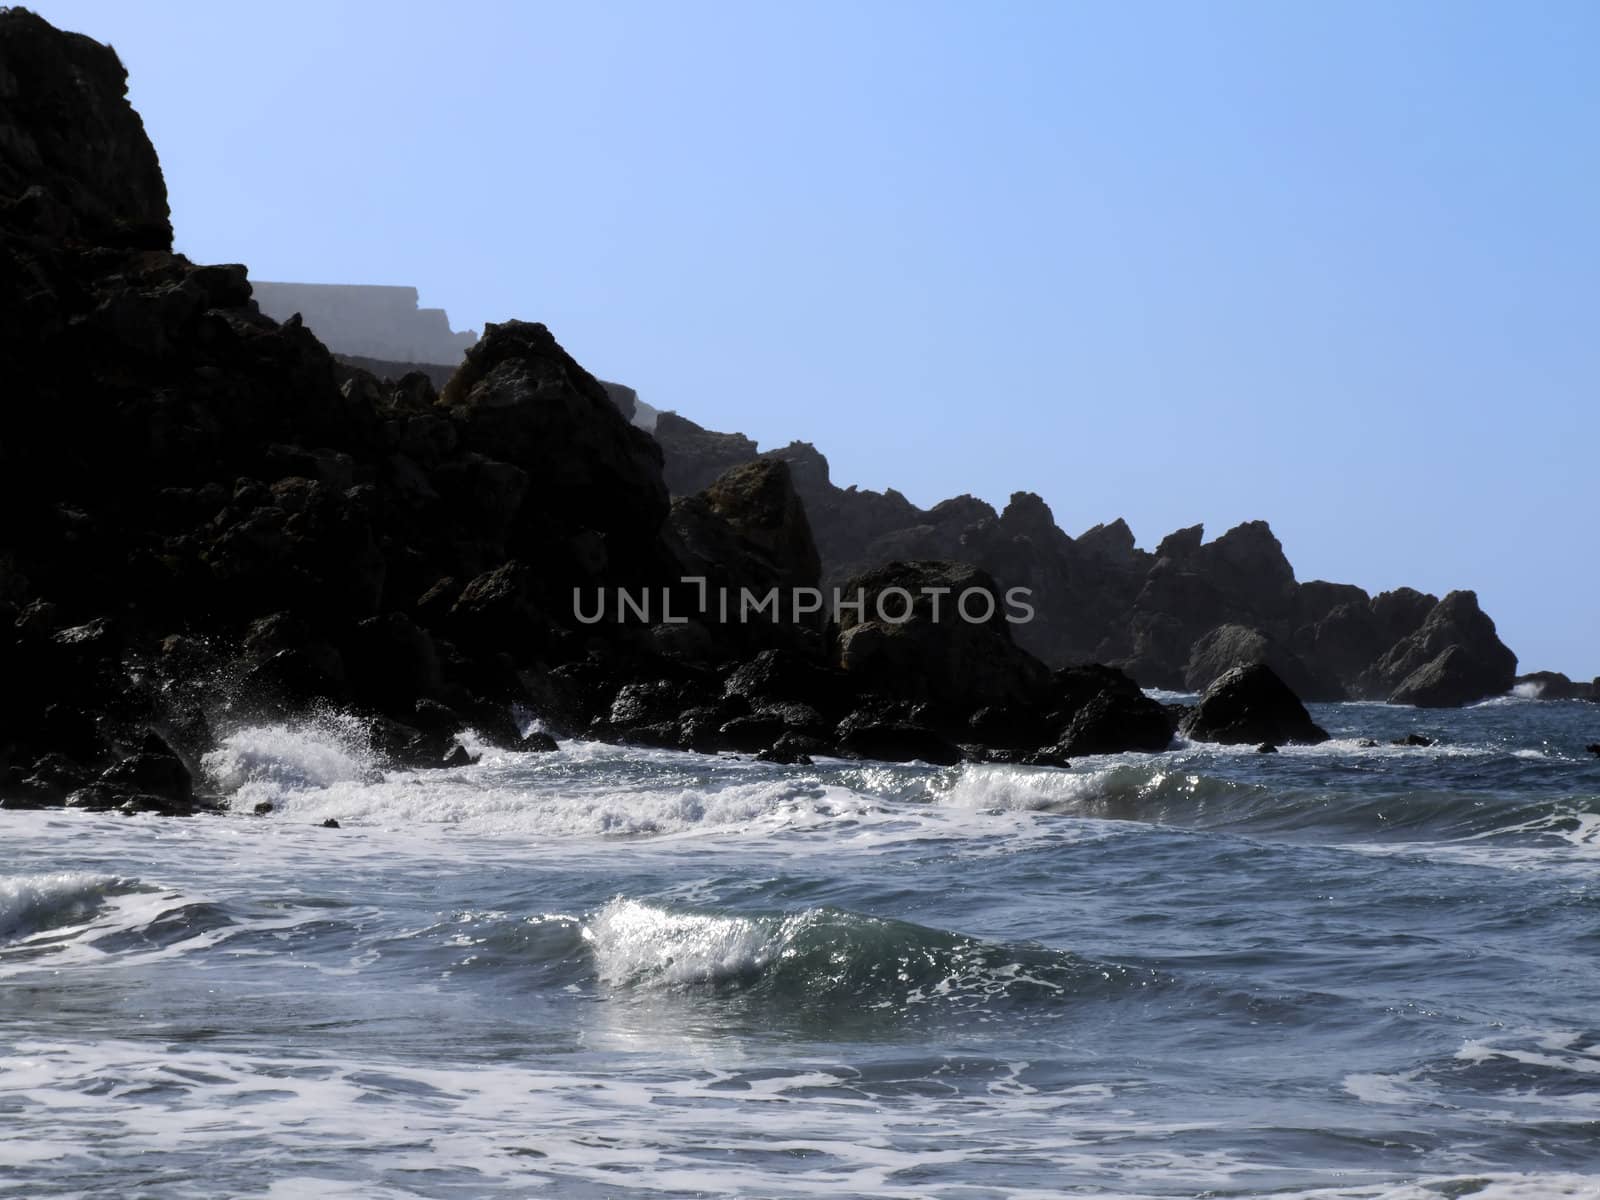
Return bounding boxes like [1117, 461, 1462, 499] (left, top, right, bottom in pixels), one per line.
[0, 10, 1586, 820]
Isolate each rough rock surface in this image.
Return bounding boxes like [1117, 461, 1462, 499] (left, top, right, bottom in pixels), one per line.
[1362, 592, 1517, 708]
[0, 8, 170, 248]
[833, 561, 1048, 711]
[1180, 665, 1330, 746]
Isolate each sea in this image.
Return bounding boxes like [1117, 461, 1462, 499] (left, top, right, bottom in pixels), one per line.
[3, 693, 1599, 1199]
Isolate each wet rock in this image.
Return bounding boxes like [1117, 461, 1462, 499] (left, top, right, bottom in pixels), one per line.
[1019, 747, 1072, 768]
[722, 649, 851, 716]
[441, 744, 478, 768]
[836, 715, 960, 766]
[1391, 733, 1435, 748]
[321, 817, 341, 829]
[1256, 742, 1278, 754]
[1180, 664, 1329, 747]
[755, 742, 814, 766]
[516, 731, 559, 753]
[1047, 665, 1175, 757]
[96, 731, 192, 809]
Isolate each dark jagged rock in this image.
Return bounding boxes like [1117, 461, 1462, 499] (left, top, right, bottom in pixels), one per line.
[836, 716, 960, 766]
[1180, 664, 1329, 746]
[833, 561, 1048, 712]
[1367, 592, 1517, 707]
[438, 320, 668, 560]
[755, 742, 814, 766]
[0, 8, 170, 249]
[664, 458, 823, 657]
[653, 411, 759, 496]
[0, 10, 1538, 816]
[647, 391, 1513, 707]
[1048, 665, 1176, 757]
[1184, 623, 1344, 701]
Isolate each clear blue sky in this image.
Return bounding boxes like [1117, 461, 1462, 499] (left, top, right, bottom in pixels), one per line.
[37, 0, 1600, 677]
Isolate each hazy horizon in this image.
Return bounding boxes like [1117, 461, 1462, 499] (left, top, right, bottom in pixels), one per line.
[35, 0, 1598, 677]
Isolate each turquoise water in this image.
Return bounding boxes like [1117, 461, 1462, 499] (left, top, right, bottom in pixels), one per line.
[3, 696, 1599, 1198]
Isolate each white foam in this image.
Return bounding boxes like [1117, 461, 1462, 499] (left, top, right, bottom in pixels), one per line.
[0, 872, 121, 939]
[585, 897, 787, 987]
[203, 714, 376, 810]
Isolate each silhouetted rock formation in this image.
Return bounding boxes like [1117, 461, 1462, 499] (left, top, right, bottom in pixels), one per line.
[0, 11, 1193, 810]
[0, 8, 169, 250]
[649, 413, 1519, 707]
[1360, 591, 1517, 707]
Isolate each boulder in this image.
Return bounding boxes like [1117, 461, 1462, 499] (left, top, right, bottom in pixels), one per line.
[664, 458, 823, 651]
[1180, 664, 1329, 746]
[833, 561, 1048, 712]
[1047, 665, 1175, 757]
[836, 716, 960, 766]
[722, 648, 852, 715]
[698, 459, 821, 591]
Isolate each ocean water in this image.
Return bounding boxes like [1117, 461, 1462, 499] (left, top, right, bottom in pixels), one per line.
[4, 697, 1600, 1199]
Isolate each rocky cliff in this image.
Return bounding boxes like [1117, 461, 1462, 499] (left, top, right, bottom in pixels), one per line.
[0, 9, 1212, 814]
[653, 415, 1519, 705]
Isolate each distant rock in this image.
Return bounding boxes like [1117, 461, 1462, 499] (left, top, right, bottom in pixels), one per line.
[1514, 671, 1595, 701]
[1183, 623, 1343, 701]
[1365, 591, 1517, 707]
[1180, 664, 1329, 746]
[652, 411, 760, 496]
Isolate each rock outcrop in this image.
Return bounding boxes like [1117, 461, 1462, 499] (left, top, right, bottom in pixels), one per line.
[1181, 665, 1330, 746]
[0, 11, 1190, 812]
[0, 8, 170, 249]
[648, 405, 1519, 707]
[1360, 592, 1517, 708]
